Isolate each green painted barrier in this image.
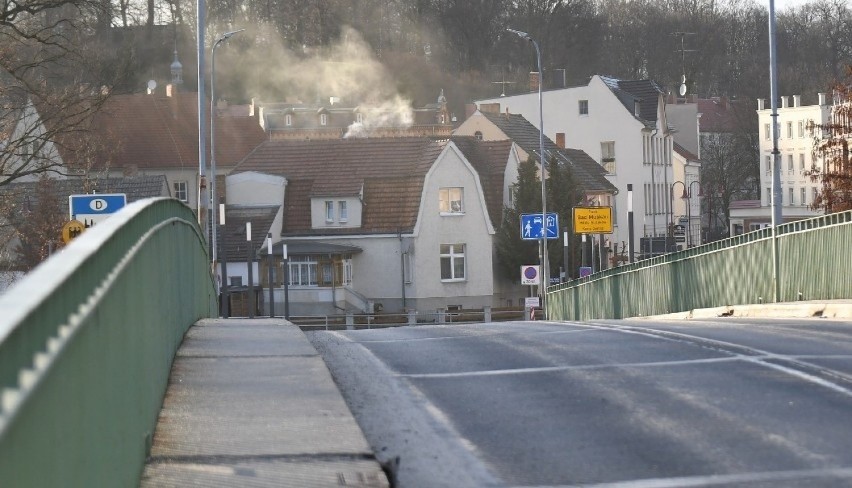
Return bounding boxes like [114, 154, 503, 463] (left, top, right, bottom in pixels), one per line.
[548, 210, 852, 321]
[0, 198, 216, 487]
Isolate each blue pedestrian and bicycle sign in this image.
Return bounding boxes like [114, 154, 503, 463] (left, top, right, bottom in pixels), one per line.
[520, 212, 559, 240]
[69, 193, 127, 227]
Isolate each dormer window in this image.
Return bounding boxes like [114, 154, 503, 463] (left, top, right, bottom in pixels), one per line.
[320, 113, 328, 126]
[634, 101, 640, 117]
[285, 114, 292, 126]
[474, 131, 483, 141]
[356, 112, 363, 124]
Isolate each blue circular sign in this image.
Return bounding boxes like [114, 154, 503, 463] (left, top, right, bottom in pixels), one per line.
[524, 266, 538, 279]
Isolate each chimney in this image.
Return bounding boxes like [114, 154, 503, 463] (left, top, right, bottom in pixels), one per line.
[555, 133, 565, 149]
[757, 98, 765, 110]
[480, 103, 501, 114]
[504, 106, 510, 120]
[250, 98, 256, 117]
[529, 71, 540, 93]
[818, 92, 827, 106]
[793, 95, 801, 107]
[781, 96, 789, 108]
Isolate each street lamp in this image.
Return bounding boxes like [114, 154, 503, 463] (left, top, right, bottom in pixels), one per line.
[210, 28, 244, 268]
[507, 27, 548, 317]
[686, 181, 703, 247]
[669, 180, 687, 251]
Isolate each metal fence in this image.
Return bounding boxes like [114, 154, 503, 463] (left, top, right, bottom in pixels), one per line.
[0, 198, 216, 487]
[547, 210, 852, 321]
[290, 307, 531, 330]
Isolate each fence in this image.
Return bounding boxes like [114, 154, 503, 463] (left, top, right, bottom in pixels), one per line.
[290, 307, 530, 330]
[0, 198, 216, 487]
[547, 210, 852, 321]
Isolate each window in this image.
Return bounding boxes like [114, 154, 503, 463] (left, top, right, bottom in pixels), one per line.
[325, 200, 334, 222]
[320, 113, 328, 126]
[440, 244, 466, 281]
[356, 112, 363, 124]
[812, 187, 818, 204]
[799, 153, 806, 171]
[173, 181, 188, 202]
[229, 276, 243, 287]
[787, 154, 794, 172]
[285, 114, 292, 126]
[439, 187, 463, 214]
[601, 141, 616, 174]
[474, 131, 483, 141]
[788, 187, 794, 206]
[798, 120, 804, 138]
[289, 256, 318, 286]
[338, 201, 348, 222]
[766, 187, 772, 206]
[764, 123, 770, 140]
[801, 188, 806, 206]
[786, 121, 793, 139]
[765, 155, 771, 174]
[579, 100, 589, 116]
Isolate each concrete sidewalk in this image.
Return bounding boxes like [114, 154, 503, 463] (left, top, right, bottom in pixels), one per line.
[638, 300, 852, 321]
[140, 318, 389, 487]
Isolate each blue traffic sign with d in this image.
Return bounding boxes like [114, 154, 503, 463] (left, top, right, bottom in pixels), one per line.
[69, 193, 127, 226]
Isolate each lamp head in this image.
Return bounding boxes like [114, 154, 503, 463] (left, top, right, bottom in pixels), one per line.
[507, 28, 532, 41]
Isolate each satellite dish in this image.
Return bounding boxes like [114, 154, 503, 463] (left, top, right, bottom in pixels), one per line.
[679, 82, 687, 97]
[147, 79, 157, 91]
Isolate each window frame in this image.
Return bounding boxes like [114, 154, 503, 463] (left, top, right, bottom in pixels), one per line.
[578, 100, 589, 116]
[173, 180, 189, 203]
[338, 200, 348, 222]
[440, 243, 466, 281]
[601, 141, 616, 174]
[439, 187, 464, 215]
[325, 200, 334, 222]
[320, 113, 328, 126]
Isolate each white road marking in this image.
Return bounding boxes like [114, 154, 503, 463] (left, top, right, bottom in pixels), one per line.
[524, 466, 852, 487]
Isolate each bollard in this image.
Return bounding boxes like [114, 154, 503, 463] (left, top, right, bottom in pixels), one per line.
[484, 306, 492, 323]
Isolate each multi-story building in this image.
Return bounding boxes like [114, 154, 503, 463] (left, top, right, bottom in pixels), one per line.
[729, 94, 829, 235]
[475, 74, 677, 257]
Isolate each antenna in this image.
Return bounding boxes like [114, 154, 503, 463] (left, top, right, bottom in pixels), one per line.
[672, 32, 697, 97]
[491, 69, 517, 97]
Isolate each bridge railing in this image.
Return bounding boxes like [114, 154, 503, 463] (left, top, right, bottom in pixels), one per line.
[0, 198, 216, 487]
[547, 210, 852, 321]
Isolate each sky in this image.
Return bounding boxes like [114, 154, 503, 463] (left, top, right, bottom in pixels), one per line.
[771, 0, 814, 10]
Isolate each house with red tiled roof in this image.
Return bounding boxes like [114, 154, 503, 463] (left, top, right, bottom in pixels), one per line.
[224, 136, 525, 315]
[55, 85, 267, 210]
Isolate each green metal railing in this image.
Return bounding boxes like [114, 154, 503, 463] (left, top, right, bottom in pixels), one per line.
[548, 210, 852, 321]
[0, 198, 216, 487]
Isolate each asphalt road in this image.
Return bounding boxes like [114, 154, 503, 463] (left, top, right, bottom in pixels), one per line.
[309, 318, 852, 487]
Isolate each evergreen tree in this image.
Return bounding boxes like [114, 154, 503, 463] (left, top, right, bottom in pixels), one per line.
[495, 155, 541, 281]
[545, 156, 584, 280]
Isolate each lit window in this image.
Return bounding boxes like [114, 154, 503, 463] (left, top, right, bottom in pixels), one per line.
[320, 113, 328, 126]
[440, 244, 466, 281]
[601, 141, 616, 174]
[173, 181, 188, 202]
[338, 201, 348, 222]
[439, 187, 463, 214]
[325, 201, 334, 222]
[579, 100, 589, 116]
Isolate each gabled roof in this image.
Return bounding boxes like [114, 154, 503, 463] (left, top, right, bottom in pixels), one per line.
[450, 137, 513, 228]
[56, 91, 267, 171]
[695, 97, 753, 133]
[477, 111, 616, 194]
[599, 76, 665, 126]
[0, 175, 168, 216]
[674, 142, 700, 161]
[232, 137, 447, 236]
[217, 204, 280, 261]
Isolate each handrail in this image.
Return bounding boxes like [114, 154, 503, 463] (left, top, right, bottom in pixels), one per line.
[0, 198, 216, 487]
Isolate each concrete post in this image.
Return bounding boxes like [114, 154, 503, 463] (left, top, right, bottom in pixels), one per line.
[484, 306, 492, 322]
[345, 313, 354, 330]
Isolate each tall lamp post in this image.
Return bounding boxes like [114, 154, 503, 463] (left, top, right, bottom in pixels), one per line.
[507, 27, 548, 317]
[670, 180, 687, 250]
[210, 28, 244, 268]
[687, 181, 702, 247]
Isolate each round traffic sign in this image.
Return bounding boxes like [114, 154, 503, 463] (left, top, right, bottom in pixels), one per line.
[62, 220, 86, 244]
[524, 266, 538, 280]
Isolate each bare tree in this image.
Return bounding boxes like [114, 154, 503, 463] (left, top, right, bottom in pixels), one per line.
[808, 65, 852, 213]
